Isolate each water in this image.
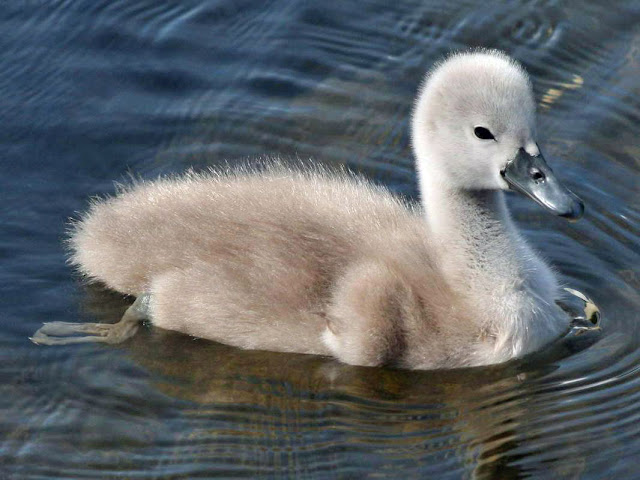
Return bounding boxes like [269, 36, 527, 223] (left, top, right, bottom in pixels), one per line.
[2, 0, 639, 477]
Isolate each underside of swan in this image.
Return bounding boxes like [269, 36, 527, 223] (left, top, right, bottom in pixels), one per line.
[32, 49, 598, 369]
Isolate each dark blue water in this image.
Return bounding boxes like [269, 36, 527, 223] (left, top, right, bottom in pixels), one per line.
[2, 1, 640, 478]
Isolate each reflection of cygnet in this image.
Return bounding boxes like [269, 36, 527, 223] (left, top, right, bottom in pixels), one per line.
[32, 50, 592, 369]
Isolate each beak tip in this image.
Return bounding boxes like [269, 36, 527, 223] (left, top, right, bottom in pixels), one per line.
[559, 197, 584, 221]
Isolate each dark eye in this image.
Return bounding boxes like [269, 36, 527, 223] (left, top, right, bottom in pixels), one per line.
[474, 126, 495, 140]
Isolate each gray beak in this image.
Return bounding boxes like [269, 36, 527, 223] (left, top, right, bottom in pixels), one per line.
[501, 148, 584, 220]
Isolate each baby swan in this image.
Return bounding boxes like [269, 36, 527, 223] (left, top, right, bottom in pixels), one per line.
[33, 50, 594, 369]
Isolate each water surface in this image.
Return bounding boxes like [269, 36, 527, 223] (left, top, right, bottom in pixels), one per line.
[2, 0, 640, 478]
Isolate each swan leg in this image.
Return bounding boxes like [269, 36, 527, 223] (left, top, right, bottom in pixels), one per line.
[31, 293, 151, 345]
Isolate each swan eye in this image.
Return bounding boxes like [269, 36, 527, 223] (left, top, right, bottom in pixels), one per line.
[474, 127, 495, 140]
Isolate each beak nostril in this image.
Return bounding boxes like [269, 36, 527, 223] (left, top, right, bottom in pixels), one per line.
[530, 169, 545, 183]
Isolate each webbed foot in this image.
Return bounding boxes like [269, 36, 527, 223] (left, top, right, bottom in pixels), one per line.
[31, 293, 151, 346]
[557, 288, 601, 335]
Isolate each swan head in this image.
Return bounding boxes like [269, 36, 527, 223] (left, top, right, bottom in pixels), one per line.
[412, 49, 583, 220]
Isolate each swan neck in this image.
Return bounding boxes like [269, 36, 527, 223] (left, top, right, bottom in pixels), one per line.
[422, 179, 517, 259]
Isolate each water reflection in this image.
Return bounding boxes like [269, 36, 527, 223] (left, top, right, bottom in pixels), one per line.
[78, 287, 604, 478]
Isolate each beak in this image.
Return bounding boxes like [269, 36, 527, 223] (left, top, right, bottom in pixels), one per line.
[501, 148, 584, 220]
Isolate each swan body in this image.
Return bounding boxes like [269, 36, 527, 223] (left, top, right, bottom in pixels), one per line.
[32, 50, 595, 369]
